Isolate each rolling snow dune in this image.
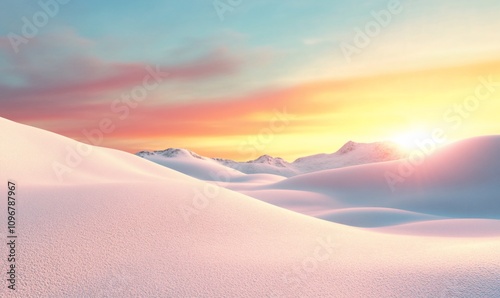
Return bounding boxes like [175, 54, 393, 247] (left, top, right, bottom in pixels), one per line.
[313, 207, 445, 227]
[236, 189, 341, 214]
[0, 119, 190, 186]
[367, 219, 500, 237]
[142, 154, 245, 181]
[210, 135, 500, 234]
[268, 136, 500, 219]
[1, 117, 500, 297]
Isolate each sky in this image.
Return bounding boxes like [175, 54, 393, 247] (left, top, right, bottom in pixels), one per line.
[0, 0, 499, 161]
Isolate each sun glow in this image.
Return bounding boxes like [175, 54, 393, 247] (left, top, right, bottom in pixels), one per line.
[390, 129, 428, 151]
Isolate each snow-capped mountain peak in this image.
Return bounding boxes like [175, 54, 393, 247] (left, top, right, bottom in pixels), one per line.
[337, 140, 357, 154]
[137, 148, 204, 159]
[136, 140, 407, 177]
[249, 155, 289, 167]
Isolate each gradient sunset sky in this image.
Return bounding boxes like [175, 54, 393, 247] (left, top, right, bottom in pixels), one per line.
[1, 0, 499, 160]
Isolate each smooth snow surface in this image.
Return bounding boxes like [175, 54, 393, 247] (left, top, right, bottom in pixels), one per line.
[1, 117, 500, 297]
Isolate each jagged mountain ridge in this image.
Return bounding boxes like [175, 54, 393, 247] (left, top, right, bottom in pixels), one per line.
[137, 148, 204, 159]
[137, 141, 407, 177]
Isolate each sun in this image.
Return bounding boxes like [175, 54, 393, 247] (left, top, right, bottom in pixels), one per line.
[390, 130, 427, 151]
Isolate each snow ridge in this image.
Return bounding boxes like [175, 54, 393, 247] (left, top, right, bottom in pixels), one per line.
[137, 141, 407, 177]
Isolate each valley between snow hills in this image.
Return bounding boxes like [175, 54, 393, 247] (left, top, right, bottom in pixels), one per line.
[1, 117, 499, 297]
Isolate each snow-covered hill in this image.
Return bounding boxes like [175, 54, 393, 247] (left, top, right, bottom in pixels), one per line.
[234, 135, 500, 228]
[137, 140, 407, 178]
[292, 140, 405, 173]
[1, 117, 499, 297]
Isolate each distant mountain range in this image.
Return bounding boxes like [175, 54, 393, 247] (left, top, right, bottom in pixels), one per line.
[137, 140, 407, 177]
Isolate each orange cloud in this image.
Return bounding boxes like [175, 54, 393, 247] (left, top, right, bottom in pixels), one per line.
[4, 59, 500, 160]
